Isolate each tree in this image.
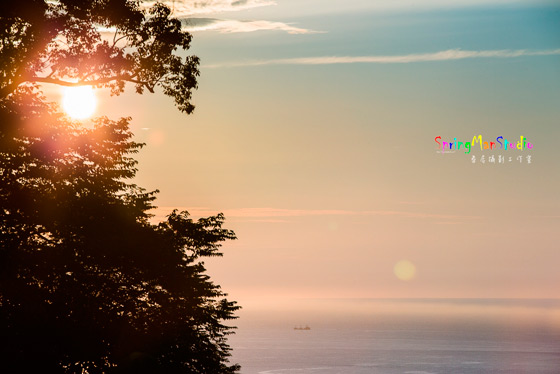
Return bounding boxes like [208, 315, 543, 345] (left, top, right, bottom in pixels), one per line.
[0, 1, 240, 373]
[0, 0, 199, 113]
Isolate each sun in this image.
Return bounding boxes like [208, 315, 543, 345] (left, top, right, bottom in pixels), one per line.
[62, 86, 97, 119]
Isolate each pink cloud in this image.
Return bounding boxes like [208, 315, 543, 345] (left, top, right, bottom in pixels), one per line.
[150, 207, 479, 221]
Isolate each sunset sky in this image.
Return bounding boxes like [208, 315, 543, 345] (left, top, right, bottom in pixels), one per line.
[48, 0, 560, 303]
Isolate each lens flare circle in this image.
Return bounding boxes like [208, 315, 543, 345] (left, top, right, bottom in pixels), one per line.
[62, 86, 96, 119]
[394, 260, 416, 281]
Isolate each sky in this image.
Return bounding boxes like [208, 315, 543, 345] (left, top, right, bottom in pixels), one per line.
[50, 0, 560, 305]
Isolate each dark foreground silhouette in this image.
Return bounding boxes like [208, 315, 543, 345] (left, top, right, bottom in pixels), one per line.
[0, 88, 240, 373]
[1, 1, 240, 372]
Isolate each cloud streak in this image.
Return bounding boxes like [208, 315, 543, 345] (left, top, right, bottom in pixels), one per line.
[204, 48, 560, 68]
[143, 0, 275, 16]
[182, 18, 319, 34]
[140, 1, 320, 35]
[152, 207, 480, 222]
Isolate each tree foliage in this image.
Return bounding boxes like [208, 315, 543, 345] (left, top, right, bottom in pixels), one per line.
[0, 1, 240, 373]
[0, 88, 240, 373]
[0, 0, 199, 113]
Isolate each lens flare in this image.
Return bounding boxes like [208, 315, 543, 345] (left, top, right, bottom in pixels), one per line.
[62, 86, 97, 119]
[394, 260, 416, 281]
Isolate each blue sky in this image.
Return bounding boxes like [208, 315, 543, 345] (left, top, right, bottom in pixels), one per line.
[79, 0, 560, 301]
[192, 4, 560, 57]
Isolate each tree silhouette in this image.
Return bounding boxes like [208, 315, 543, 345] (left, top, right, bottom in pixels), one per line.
[0, 0, 198, 113]
[0, 1, 240, 373]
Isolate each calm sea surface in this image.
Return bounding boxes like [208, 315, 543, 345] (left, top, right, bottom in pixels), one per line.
[228, 299, 560, 374]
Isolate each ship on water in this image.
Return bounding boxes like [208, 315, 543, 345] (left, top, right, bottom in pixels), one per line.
[293, 325, 311, 330]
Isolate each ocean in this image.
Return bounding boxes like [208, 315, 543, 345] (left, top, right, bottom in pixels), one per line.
[227, 299, 560, 374]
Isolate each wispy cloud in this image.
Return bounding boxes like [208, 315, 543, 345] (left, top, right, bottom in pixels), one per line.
[151, 207, 480, 222]
[140, 1, 320, 35]
[182, 18, 319, 34]
[143, 0, 275, 16]
[398, 201, 427, 205]
[205, 48, 560, 68]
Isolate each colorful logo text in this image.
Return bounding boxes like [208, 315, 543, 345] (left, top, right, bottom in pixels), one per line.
[435, 135, 533, 154]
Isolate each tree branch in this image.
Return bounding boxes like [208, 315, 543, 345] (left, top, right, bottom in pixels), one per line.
[29, 75, 140, 86]
[0, 74, 147, 98]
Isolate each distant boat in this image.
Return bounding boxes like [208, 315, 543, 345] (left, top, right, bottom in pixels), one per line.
[293, 325, 311, 330]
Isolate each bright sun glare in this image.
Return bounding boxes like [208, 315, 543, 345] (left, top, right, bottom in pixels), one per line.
[62, 86, 97, 119]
